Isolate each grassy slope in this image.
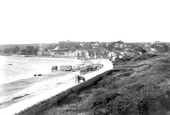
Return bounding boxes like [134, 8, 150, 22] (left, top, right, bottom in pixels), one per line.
[38, 53, 170, 115]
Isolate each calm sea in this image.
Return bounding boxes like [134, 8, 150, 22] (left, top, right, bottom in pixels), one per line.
[0, 56, 80, 85]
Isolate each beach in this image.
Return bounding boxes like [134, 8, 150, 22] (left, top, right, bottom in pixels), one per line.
[0, 56, 82, 108]
[0, 56, 82, 84]
[0, 58, 113, 115]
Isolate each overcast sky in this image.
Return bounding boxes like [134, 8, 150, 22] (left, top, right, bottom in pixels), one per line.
[0, 0, 170, 44]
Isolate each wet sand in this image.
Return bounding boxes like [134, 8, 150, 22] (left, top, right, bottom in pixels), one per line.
[0, 71, 70, 108]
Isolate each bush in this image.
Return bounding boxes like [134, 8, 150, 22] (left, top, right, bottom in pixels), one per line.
[38, 54, 170, 115]
[158, 58, 170, 64]
[132, 53, 157, 62]
[58, 93, 81, 105]
[90, 55, 170, 114]
[92, 83, 163, 114]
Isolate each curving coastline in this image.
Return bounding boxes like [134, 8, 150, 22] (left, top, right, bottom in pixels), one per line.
[0, 59, 113, 115]
[0, 56, 83, 108]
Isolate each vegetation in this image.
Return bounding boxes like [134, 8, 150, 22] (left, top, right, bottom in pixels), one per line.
[151, 42, 170, 53]
[38, 53, 170, 115]
[1, 41, 170, 58]
[0, 44, 41, 55]
[20, 46, 39, 55]
[3, 45, 20, 54]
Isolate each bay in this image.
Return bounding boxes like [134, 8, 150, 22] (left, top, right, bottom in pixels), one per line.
[0, 56, 81, 85]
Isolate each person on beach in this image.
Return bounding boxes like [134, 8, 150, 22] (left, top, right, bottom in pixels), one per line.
[75, 72, 85, 84]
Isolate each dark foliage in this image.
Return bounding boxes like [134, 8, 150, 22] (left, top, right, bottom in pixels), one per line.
[88, 55, 170, 115]
[57, 93, 81, 105]
[20, 46, 39, 55]
[3, 46, 20, 54]
[37, 53, 170, 115]
[132, 53, 158, 62]
[152, 43, 170, 53]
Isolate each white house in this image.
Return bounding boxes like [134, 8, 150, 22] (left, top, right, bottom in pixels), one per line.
[149, 48, 156, 53]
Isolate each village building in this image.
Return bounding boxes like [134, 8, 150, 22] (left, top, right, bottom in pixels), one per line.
[149, 48, 156, 53]
[49, 49, 77, 58]
[124, 50, 136, 57]
[37, 51, 50, 56]
[44, 46, 91, 59]
[39, 44, 44, 52]
[37, 44, 51, 56]
[37, 51, 43, 56]
[75, 50, 90, 59]
[108, 51, 116, 58]
[91, 43, 99, 48]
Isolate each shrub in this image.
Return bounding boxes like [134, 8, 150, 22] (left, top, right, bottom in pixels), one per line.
[132, 53, 157, 62]
[58, 93, 81, 105]
[158, 58, 170, 64]
[91, 82, 164, 115]
[152, 64, 170, 73]
[98, 70, 133, 89]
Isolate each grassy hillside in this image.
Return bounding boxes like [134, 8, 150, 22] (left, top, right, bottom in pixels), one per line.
[38, 53, 170, 115]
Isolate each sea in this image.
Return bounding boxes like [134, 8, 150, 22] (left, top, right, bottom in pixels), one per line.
[0, 56, 81, 85]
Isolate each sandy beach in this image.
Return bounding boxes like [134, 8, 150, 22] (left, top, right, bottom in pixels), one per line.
[0, 59, 113, 115]
[0, 56, 83, 107]
[0, 71, 70, 108]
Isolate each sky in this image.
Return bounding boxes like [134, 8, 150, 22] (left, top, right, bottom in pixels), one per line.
[0, 0, 170, 44]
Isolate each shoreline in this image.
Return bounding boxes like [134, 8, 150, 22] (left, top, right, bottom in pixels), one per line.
[0, 55, 80, 60]
[0, 56, 85, 108]
[0, 56, 83, 85]
[0, 71, 71, 108]
[0, 59, 113, 115]
[0, 58, 103, 109]
[0, 55, 102, 61]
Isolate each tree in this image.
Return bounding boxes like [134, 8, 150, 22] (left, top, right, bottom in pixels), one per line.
[33, 46, 39, 55]
[58, 41, 69, 49]
[44, 44, 54, 51]
[107, 42, 116, 51]
[21, 49, 26, 55]
[25, 46, 34, 55]
[4, 48, 10, 54]
[152, 43, 170, 53]
[82, 43, 93, 50]
[12, 46, 20, 54]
